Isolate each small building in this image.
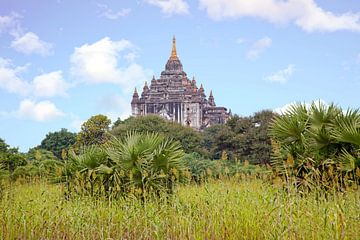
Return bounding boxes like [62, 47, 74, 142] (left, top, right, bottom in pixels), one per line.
[131, 37, 230, 130]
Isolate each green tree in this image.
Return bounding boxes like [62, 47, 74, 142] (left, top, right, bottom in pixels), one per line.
[111, 115, 205, 154]
[0, 138, 27, 172]
[39, 128, 76, 158]
[0, 138, 9, 153]
[76, 115, 111, 146]
[202, 111, 275, 164]
[112, 117, 124, 129]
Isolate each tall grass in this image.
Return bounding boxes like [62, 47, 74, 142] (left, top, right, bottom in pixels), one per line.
[1, 177, 359, 239]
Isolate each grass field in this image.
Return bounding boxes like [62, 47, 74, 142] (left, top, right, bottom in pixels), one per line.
[0, 178, 359, 239]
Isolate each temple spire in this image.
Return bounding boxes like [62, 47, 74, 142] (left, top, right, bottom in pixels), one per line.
[133, 87, 138, 97]
[170, 36, 178, 60]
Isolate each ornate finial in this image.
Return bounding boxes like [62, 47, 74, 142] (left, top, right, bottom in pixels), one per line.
[170, 36, 178, 60]
[209, 90, 213, 97]
[144, 81, 148, 87]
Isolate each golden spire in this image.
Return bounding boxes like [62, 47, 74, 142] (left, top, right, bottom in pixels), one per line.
[170, 36, 178, 60]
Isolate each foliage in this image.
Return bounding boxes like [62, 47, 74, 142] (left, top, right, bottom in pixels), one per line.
[112, 115, 205, 154]
[1, 179, 359, 239]
[111, 117, 124, 129]
[202, 110, 275, 163]
[76, 115, 111, 147]
[64, 132, 187, 199]
[182, 153, 269, 183]
[270, 102, 360, 190]
[39, 128, 76, 159]
[27, 148, 57, 162]
[0, 138, 27, 172]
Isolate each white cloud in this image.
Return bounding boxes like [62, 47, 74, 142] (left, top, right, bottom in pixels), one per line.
[70, 37, 151, 92]
[97, 94, 132, 121]
[11, 32, 53, 56]
[265, 64, 295, 83]
[199, 0, 360, 33]
[145, 0, 189, 15]
[17, 99, 65, 122]
[0, 12, 22, 36]
[0, 58, 31, 96]
[247, 37, 272, 59]
[0, 58, 70, 97]
[33, 71, 70, 97]
[97, 3, 131, 20]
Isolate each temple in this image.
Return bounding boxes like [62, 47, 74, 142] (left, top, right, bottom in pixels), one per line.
[131, 37, 230, 130]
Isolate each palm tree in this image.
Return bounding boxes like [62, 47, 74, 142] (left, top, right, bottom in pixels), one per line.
[270, 102, 360, 189]
[105, 132, 186, 198]
[63, 132, 186, 199]
[65, 145, 108, 196]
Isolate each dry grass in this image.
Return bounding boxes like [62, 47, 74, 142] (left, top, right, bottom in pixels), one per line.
[0, 178, 359, 239]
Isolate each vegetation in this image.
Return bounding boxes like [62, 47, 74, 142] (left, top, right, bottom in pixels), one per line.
[1, 103, 360, 239]
[76, 114, 112, 146]
[270, 102, 360, 191]
[64, 132, 186, 199]
[112, 115, 204, 154]
[112, 111, 275, 164]
[0, 138, 27, 173]
[39, 128, 76, 159]
[0, 178, 359, 239]
[203, 110, 275, 164]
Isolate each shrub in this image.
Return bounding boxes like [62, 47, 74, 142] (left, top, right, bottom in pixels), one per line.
[64, 132, 187, 199]
[270, 102, 360, 191]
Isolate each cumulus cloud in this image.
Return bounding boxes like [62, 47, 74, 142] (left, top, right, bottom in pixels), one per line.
[0, 57, 70, 97]
[247, 37, 272, 59]
[17, 99, 65, 122]
[199, 0, 360, 32]
[33, 71, 70, 97]
[0, 13, 53, 55]
[11, 32, 53, 56]
[144, 0, 189, 15]
[70, 37, 151, 92]
[97, 3, 131, 20]
[0, 58, 31, 96]
[265, 64, 295, 83]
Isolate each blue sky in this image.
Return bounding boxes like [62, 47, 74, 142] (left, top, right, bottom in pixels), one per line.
[1, 0, 360, 152]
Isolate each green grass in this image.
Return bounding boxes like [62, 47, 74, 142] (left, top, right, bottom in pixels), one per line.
[0, 178, 359, 239]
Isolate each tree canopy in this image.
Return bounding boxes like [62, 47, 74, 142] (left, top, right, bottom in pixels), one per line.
[111, 115, 205, 154]
[202, 110, 276, 164]
[76, 115, 111, 146]
[39, 128, 76, 159]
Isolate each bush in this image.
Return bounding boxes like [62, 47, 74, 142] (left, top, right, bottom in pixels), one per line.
[270, 102, 360, 191]
[64, 132, 188, 199]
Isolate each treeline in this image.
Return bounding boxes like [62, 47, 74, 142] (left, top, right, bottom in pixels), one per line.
[0, 110, 274, 180]
[112, 110, 275, 163]
[1, 102, 360, 192]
